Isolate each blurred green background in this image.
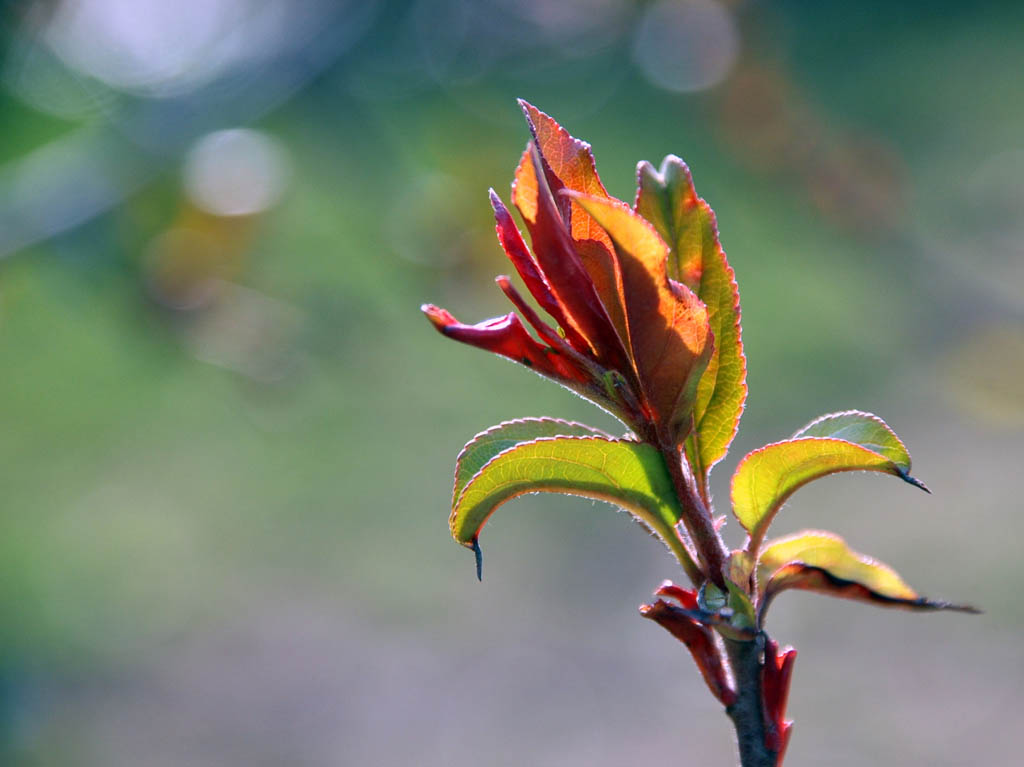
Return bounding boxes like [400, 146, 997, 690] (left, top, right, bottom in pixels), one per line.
[0, 1, 1021, 764]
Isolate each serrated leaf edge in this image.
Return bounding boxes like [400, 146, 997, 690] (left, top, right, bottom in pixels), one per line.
[451, 433, 697, 578]
[452, 417, 612, 504]
[734, 436, 928, 553]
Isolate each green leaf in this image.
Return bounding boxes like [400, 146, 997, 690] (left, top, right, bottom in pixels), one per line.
[723, 578, 758, 633]
[453, 418, 609, 507]
[731, 411, 927, 553]
[696, 581, 757, 641]
[635, 156, 746, 479]
[451, 435, 697, 578]
[793, 410, 916, 472]
[757, 531, 978, 615]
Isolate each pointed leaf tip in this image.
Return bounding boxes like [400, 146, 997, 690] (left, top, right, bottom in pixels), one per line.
[733, 411, 926, 552]
[757, 531, 980, 616]
[897, 469, 931, 493]
[472, 537, 483, 581]
[450, 434, 700, 579]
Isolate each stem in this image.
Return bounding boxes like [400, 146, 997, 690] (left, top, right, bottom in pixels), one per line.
[656, 438, 776, 765]
[659, 440, 729, 587]
[725, 637, 777, 767]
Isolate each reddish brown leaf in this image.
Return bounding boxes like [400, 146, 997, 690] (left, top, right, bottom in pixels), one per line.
[762, 637, 796, 764]
[567, 192, 714, 442]
[489, 190, 589, 354]
[519, 100, 613, 242]
[514, 105, 632, 358]
[654, 579, 699, 610]
[512, 145, 630, 373]
[640, 599, 735, 705]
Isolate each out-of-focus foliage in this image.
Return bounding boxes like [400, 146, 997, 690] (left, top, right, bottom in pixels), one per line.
[0, 2, 1020, 766]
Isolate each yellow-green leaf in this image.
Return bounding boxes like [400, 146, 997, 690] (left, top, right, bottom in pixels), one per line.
[636, 156, 746, 479]
[793, 410, 914, 470]
[731, 411, 927, 553]
[758, 531, 978, 615]
[453, 418, 609, 507]
[451, 435, 697, 578]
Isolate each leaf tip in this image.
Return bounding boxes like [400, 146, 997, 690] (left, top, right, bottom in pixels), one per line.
[471, 537, 483, 581]
[518, 99, 540, 133]
[925, 599, 982, 615]
[898, 469, 931, 494]
[421, 304, 451, 331]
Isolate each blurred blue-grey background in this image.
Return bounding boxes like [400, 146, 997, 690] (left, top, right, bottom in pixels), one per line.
[0, 1, 1021, 764]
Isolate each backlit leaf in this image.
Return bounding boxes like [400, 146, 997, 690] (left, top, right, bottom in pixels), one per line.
[519, 100, 611, 242]
[758, 531, 978, 614]
[567, 192, 713, 442]
[731, 411, 927, 552]
[793, 410, 914, 471]
[489, 189, 590, 354]
[422, 305, 587, 383]
[451, 435, 696, 576]
[453, 418, 609, 506]
[514, 103, 631, 362]
[636, 156, 746, 480]
[515, 145, 631, 371]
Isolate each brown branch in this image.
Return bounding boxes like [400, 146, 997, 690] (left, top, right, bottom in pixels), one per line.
[659, 439, 729, 588]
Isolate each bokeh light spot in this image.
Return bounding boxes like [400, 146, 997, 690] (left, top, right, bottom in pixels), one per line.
[183, 129, 290, 217]
[632, 0, 738, 93]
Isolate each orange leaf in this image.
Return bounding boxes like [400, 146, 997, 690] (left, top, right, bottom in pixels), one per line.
[566, 192, 713, 443]
[513, 104, 631, 358]
[512, 145, 630, 372]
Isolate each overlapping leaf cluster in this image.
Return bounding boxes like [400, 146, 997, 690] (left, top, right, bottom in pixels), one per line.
[424, 102, 974, 766]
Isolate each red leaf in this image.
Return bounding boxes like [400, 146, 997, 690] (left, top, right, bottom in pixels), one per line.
[640, 598, 735, 706]
[654, 579, 699, 610]
[761, 637, 796, 763]
[489, 190, 589, 354]
[422, 305, 584, 382]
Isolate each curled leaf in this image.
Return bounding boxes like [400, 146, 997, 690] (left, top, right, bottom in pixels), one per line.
[731, 411, 927, 553]
[757, 531, 979, 616]
[451, 435, 698, 579]
[640, 597, 736, 705]
[453, 418, 609, 505]
[567, 191, 714, 444]
[636, 156, 747, 479]
[429, 103, 720, 443]
[422, 305, 586, 383]
[793, 410, 923, 488]
[489, 190, 589, 353]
